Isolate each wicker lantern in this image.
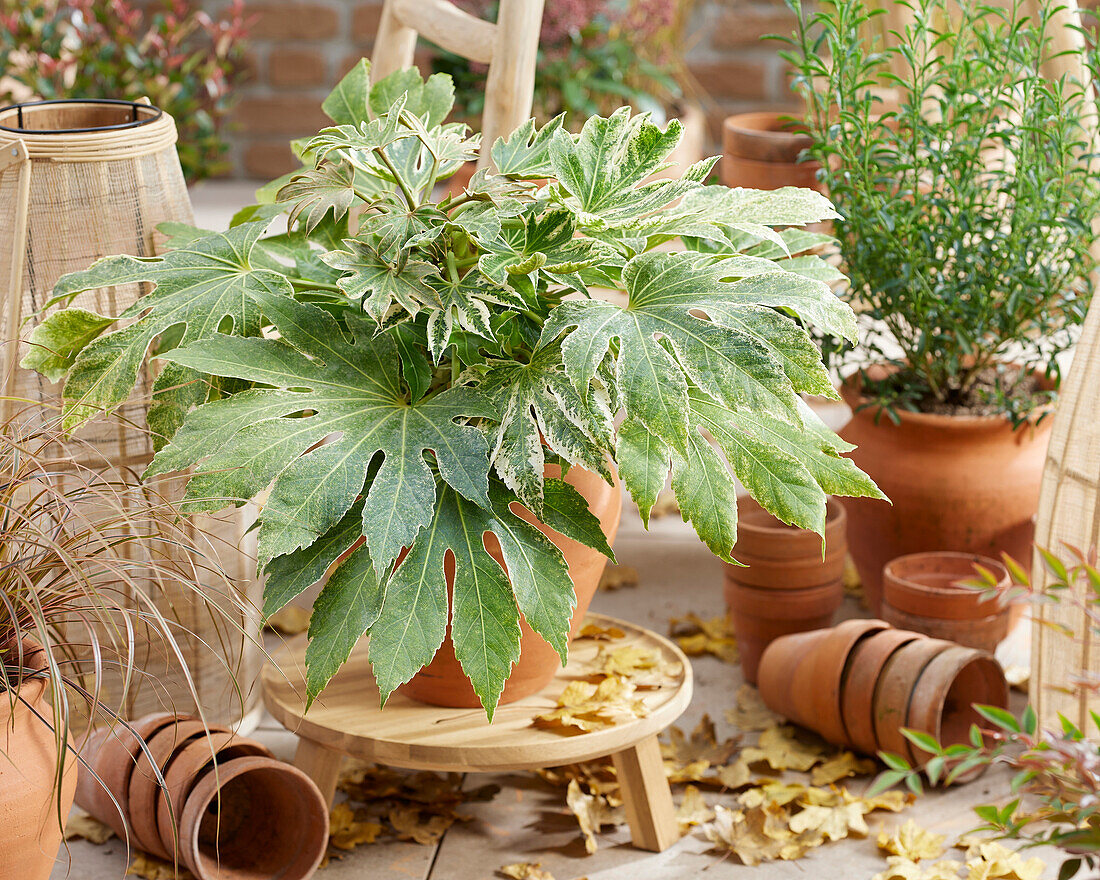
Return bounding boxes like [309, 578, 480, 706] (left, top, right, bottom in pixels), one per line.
[0, 99, 262, 731]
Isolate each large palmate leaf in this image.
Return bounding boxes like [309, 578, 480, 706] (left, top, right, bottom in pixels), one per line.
[490, 114, 566, 178]
[151, 290, 496, 573]
[21, 222, 280, 430]
[547, 108, 718, 229]
[322, 239, 442, 323]
[477, 209, 616, 286]
[541, 251, 844, 451]
[473, 346, 614, 510]
[369, 482, 578, 718]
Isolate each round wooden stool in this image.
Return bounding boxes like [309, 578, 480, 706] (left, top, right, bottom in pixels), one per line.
[261, 613, 693, 852]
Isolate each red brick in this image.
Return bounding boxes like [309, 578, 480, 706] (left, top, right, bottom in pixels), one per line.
[234, 95, 330, 135]
[249, 2, 340, 41]
[243, 140, 299, 179]
[351, 3, 384, 42]
[712, 7, 796, 48]
[688, 58, 771, 102]
[267, 47, 328, 87]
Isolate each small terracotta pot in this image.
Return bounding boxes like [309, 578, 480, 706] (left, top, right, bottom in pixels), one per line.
[808, 619, 890, 748]
[906, 645, 1008, 771]
[839, 367, 1053, 613]
[400, 463, 621, 708]
[872, 638, 954, 758]
[1, 643, 78, 880]
[756, 627, 831, 724]
[721, 111, 823, 192]
[724, 498, 846, 683]
[882, 552, 1014, 652]
[841, 628, 925, 755]
[178, 755, 328, 880]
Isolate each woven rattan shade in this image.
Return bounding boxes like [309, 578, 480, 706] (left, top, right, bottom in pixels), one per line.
[0, 100, 262, 730]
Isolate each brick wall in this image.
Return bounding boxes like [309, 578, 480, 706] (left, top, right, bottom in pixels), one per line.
[208, 0, 798, 180]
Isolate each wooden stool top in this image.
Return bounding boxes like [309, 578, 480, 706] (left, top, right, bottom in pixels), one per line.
[261, 614, 693, 772]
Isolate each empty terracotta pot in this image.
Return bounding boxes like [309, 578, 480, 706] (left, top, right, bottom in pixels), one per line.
[1, 642, 78, 880]
[721, 111, 823, 191]
[724, 497, 847, 683]
[882, 552, 1014, 652]
[839, 367, 1052, 613]
[76, 714, 328, 879]
[400, 462, 621, 707]
[759, 622, 1009, 772]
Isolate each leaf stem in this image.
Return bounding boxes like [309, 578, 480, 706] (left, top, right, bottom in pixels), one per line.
[375, 148, 417, 209]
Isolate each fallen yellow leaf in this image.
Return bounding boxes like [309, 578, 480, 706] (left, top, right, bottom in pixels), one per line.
[874, 856, 964, 880]
[64, 811, 115, 845]
[878, 820, 948, 861]
[536, 761, 619, 799]
[668, 613, 739, 664]
[964, 842, 1045, 880]
[576, 621, 626, 641]
[741, 725, 828, 772]
[725, 683, 784, 732]
[714, 757, 756, 790]
[500, 863, 555, 880]
[858, 789, 917, 813]
[661, 714, 739, 765]
[595, 644, 675, 680]
[533, 676, 647, 734]
[126, 853, 194, 880]
[566, 778, 625, 854]
[599, 564, 639, 590]
[676, 785, 715, 830]
[788, 801, 869, 842]
[704, 803, 807, 865]
[389, 806, 455, 845]
[812, 750, 877, 785]
[329, 802, 385, 849]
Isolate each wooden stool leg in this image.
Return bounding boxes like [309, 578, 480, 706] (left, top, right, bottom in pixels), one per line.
[611, 734, 680, 852]
[293, 737, 345, 807]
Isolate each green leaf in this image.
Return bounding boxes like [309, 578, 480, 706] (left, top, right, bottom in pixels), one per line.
[154, 291, 496, 574]
[369, 69, 455, 128]
[716, 270, 857, 343]
[671, 431, 739, 561]
[974, 704, 1021, 732]
[370, 483, 575, 718]
[426, 275, 527, 362]
[901, 728, 943, 756]
[278, 160, 360, 231]
[535, 478, 615, 561]
[20, 309, 115, 382]
[478, 209, 615, 286]
[26, 222, 278, 431]
[304, 543, 385, 702]
[615, 418, 672, 526]
[475, 346, 614, 510]
[322, 239, 442, 323]
[323, 58, 372, 126]
[491, 114, 566, 177]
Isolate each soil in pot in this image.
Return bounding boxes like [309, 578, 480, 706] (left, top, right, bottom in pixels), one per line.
[399, 463, 622, 708]
[721, 111, 823, 192]
[723, 497, 846, 683]
[840, 368, 1052, 612]
[1, 643, 78, 880]
[882, 551, 1015, 652]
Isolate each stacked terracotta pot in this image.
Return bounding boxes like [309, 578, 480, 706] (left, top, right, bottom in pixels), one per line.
[724, 497, 846, 683]
[881, 552, 1016, 653]
[758, 619, 1008, 767]
[75, 714, 328, 880]
[721, 111, 823, 192]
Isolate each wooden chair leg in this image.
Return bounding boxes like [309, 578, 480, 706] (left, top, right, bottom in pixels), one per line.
[611, 734, 680, 852]
[293, 737, 345, 807]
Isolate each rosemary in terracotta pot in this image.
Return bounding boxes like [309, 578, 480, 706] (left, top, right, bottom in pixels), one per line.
[25, 61, 884, 719]
[784, 0, 1100, 610]
[0, 409, 244, 878]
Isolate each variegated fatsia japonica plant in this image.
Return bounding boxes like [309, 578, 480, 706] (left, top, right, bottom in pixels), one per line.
[24, 61, 883, 717]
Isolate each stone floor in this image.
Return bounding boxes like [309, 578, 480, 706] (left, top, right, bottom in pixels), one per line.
[47, 183, 1061, 880]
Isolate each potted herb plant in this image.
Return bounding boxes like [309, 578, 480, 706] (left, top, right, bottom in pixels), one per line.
[25, 60, 883, 719]
[0, 410, 244, 878]
[784, 0, 1100, 610]
[434, 0, 704, 193]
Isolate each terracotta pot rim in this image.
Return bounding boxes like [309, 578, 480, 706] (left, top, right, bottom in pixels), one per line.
[723, 111, 813, 144]
[735, 496, 846, 539]
[839, 367, 1056, 430]
[884, 551, 1010, 605]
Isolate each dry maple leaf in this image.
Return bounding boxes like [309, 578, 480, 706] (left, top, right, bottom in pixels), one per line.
[668, 613, 739, 664]
[741, 725, 828, 771]
[878, 820, 948, 861]
[963, 842, 1045, 880]
[594, 644, 678, 682]
[676, 785, 715, 830]
[533, 676, 647, 734]
[874, 856, 964, 880]
[389, 806, 456, 845]
[789, 801, 870, 843]
[500, 863, 555, 880]
[264, 603, 311, 635]
[599, 564, 638, 590]
[662, 714, 739, 765]
[126, 853, 194, 880]
[741, 781, 822, 809]
[566, 778, 626, 854]
[329, 802, 386, 850]
[704, 803, 802, 865]
[537, 761, 619, 798]
[576, 621, 626, 641]
[714, 757, 756, 790]
[811, 750, 877, 785]
[64, 811, 115, 845]
[725, 684, 784, 732]
[858, 789, 917, 813]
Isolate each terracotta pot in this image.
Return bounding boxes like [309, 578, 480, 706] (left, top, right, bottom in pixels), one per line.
[841, 628, 925, 755]
[808, 618, 890, 748]
[721, 111, 823, 192]
[906, 645, 1007, 770]
[400, 463, 622, 708]
[178, 755, 328, 880]
[839, 369, 1053, 613]
[724, 498, 846, 683]
[74, 712, 180, 839]
[1, 643, 78, 880]
[881, 552, 1014, 652]
[872, 638, 954, 758]
[756, 627, 831, 724]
